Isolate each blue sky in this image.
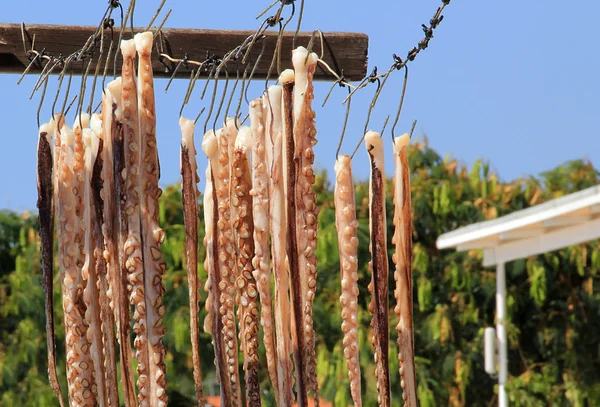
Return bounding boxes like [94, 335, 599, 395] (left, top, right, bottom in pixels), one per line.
[1, 1, 599, 211]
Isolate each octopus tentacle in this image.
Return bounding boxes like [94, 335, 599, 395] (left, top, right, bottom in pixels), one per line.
[214, 119, 242, 407]
[280, 70, 309, 406]
[118, 39, 141, 407]
[135, 31, 168, 407]
[180, 117, 205, 405]
[102, 79, 139, 407]
[81, 127, 109, 407]
[263, 85, 294, 407]
[100, 79, 120, 319]
[365, 131, 391, 407]
[334, 155, 362, 407]
[392, 135, 418, 406]
[58, 122, 96, 407]
[73, 120, 99, 407]
[90, 114, 121, 407]
[202, 130, 233, 405]
[120, 39, 147, 407]
[249, 98, 279, 400]
[233, 127, 262, 407]
[291, 47, 320, 405]
[37, 120, 66, 407]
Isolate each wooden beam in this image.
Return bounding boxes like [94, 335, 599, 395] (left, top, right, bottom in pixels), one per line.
[0, 23, 368, 81]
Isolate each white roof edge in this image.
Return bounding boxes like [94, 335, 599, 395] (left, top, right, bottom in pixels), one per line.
[437, 185, 600, 250]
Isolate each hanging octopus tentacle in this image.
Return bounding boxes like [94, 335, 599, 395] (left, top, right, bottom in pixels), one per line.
[233, 127, 262, 407]
[73, 119, 99, 407]
[214, 119, 243, 407]
[57, 122, 96, 407]
[90, 113, 121, 407]
[202, 131, 234, 406]
[135, 31, 169, 407]
[291, 47, 320, 405]
[81, 127, 110, 407]
[100, 79, 129, 407]
[280, 70, 309, 406]
[100, 79, 121, 323]
[334, 155, 362, 407]
[249, 98, 279, 400]
[180, 117, 205, 405]
[118, 39, 141, 407]
[393, 134, 418, 406]
[119, 40, 148, 407]
[37, 120, 66, 407]
[365, 131, 391, 407]
[263, 85, 295, 407]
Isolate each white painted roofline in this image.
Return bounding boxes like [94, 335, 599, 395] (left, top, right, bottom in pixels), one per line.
[437, 185, 600, 250]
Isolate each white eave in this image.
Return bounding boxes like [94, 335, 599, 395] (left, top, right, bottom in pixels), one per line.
[436, 185, 600, 266]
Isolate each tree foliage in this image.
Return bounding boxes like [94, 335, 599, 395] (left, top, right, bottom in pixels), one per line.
[1, 140, 599, 406]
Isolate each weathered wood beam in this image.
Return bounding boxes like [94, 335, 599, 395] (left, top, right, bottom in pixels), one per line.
[0, 23, 369, 81]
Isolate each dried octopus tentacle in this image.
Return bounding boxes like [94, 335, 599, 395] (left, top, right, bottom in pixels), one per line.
[81, 128, 109, 407]
[100, 79, 120, 321]
[105, 77, 135, 407]
[263, 85, 294, 407]
[280, 69, 309, 406]
[334, 155, 362, 407]
[249, 98, 279, 400]
[37, 120, 65, 407]
[180, 117, 205, 405]
[392, 134, 417, 406]
[291, 47, 320, 404]
[57, 123, 96, 407]
[233, 127, 262, 407]
[90, 114, 121, 407]
[202, 131, 233, 406]
[103, 79, 141, 407]
[214, 119, 242, 407]
[118, 39, 141, 407]
[73, 119, 99, 407]
[135, 31, 168, 407]
[365, 131, 391, 407]
[121, 38, 148, 407]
